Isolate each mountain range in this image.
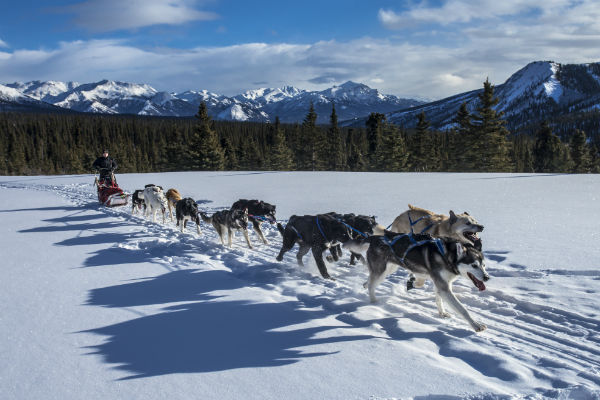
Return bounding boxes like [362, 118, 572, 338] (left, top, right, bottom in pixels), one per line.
[2, 60, 599, 131]
[0, 80, 422, 124]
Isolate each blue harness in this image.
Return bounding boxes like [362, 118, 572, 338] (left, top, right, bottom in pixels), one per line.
[383, 232, 446, 265]
[386, 211, 434, 233]
[315, 215, 328, 241]
[335, 219, 369, 238]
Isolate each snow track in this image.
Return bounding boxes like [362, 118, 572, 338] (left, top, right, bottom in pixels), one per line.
[1, 174, 599, 398]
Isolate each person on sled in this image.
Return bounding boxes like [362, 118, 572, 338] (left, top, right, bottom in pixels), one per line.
[93, 149, 118, 185]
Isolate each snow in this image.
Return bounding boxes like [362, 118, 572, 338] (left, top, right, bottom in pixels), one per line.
[0, 83, 28, 101]
[1, 172, 600, 399]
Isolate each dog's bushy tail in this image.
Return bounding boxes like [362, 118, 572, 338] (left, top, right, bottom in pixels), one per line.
[200, 212, 212, 224]
[276, 222, 285, 236]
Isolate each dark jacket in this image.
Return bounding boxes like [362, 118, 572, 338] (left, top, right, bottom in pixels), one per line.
[93, 156, 117, 173]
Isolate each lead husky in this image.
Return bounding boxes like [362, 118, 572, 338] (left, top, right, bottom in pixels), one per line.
[345, 232, 489, 332]
[390, 204, 483, 246]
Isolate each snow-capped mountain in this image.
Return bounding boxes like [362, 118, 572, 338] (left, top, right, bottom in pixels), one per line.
[2, 79, 422, 123]
[0, 83, 66, 112]
[378, 61, 600, 131]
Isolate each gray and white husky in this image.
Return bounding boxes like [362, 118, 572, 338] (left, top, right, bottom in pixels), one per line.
[200, 208, 252, 249]
[345, 232, 490, 332]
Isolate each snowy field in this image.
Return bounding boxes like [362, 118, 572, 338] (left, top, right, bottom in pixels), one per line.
[1, 171, 599, 400]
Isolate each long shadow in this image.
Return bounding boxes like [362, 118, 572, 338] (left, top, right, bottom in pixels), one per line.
[336, 313, 519, 382]
[19, 221, 129, 234]
[0, 205, 92, 213]
[84, 269, 374, 379]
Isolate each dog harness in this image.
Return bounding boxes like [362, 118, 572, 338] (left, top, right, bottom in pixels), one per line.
[248, 214, 271, 222]
[383, 232, 446, 265]
[289, 225, 304, 241]
[385, 211, 433, 233]
[315, 215, 329, 242]
[335, 219, 369, 238]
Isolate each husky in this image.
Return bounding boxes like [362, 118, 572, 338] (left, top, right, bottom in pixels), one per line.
[131, 189, 146, 215]
[165, 188, 182, 222]
[276, 214, 352, 280]
[200, 208, 252, 249]
[390, 205, 483, 246]
[231, 199, 276, 245]
[345, 231, 489, 332]
[143, 184, 168, 223]
[325, 212, 384, 265]
[175, 198, 201, 235]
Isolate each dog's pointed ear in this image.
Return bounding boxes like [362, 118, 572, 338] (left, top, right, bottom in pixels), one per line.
[449, 210, 457, 225]
[464, 211, 470, 216]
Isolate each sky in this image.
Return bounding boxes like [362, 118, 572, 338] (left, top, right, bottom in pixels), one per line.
[0, 0, 599, 100]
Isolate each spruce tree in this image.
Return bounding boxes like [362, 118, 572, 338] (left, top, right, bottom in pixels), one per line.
[366, 112, 385, 169]
[452, 102, 477, 171]
[471, 79, 511, 172]
[533, 121, 562, 172]
[376, 124, 408, 171]
[570, 129, 591, 173]
[410, 111, 433, 171]
[270, 117, 294, 170]
[328, 103, 346, 170]
[187, 102, 225, 171]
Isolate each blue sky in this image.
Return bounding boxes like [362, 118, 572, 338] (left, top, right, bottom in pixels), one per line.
[1, 0, 599, 99]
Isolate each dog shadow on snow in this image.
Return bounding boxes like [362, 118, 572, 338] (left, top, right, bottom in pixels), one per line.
[83, 269, 374, 380]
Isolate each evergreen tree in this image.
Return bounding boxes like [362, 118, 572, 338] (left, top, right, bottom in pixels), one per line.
[328, 103, 346, 170]
[301, 102, 326, 170]
[533, 121, 562, 172]
[270, 117, 294, 170]
[366, 112, 385, 169]
[452, 102, 478, 171]
[222, 137, 240, 170]
[187, 102, 225, 170]
[471, 78, 511, 171]
[409, 111, 433, 171]
[570, 129, 591, 173]
[376, 124, 408, 171]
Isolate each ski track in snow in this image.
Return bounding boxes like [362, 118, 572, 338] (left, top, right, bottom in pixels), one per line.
[2, 178, 599, 397]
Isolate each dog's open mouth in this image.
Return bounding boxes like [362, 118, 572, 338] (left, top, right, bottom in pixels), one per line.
[468, 272, 486, 291]
[463, 231, 479, 243]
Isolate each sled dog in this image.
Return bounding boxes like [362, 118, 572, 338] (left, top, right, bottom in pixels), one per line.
[326, 212, 384, 265]
[390, 205, 483, 246]
[131, 189, 146, 214]
[276, 214, 352, 280]
[165, 188, 182, 221]
[200, 208, 252, 248]
[231, 199, 276, 245]
[176, 198, 201, 235]
[345, 232, 489, 332]
[143, 184, 168, 223]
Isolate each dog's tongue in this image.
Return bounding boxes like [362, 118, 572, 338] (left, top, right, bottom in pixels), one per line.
[468, 273, 486, 291]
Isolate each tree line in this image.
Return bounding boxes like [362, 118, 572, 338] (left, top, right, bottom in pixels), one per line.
[1, 79, 599, 175]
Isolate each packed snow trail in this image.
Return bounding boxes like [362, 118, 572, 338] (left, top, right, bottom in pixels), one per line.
[1, 173, 599, 399]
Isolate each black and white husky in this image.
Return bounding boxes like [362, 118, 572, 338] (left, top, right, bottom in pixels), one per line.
[345, 232, 490, 332]
[200, 208, 252, 249]
[276, 214, 352, 280]
[175, 198, 201, 235]
[231, 199, 276, 245]
[131, 189, 146, 214]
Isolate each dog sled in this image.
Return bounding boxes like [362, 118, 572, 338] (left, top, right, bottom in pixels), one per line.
[94, 170, 128, 207]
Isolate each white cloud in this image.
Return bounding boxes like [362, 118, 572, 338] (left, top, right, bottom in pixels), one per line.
[0, 38, 8, 48]
[0, 34, 598, 101]
[378, 1, 573, 28]
[63, 0, 218, 32]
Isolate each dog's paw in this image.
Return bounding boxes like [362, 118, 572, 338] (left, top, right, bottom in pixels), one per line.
[325, 255, 334, 262]
[362, 281, 368, 289]
[323, 275, 336, 281]
[439, 312, 451, 318]
[473, 323, 487, 332]
[276, 255, 283, 261]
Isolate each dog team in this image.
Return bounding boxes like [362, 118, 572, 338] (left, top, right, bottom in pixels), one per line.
[131, 184, 489, 332]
